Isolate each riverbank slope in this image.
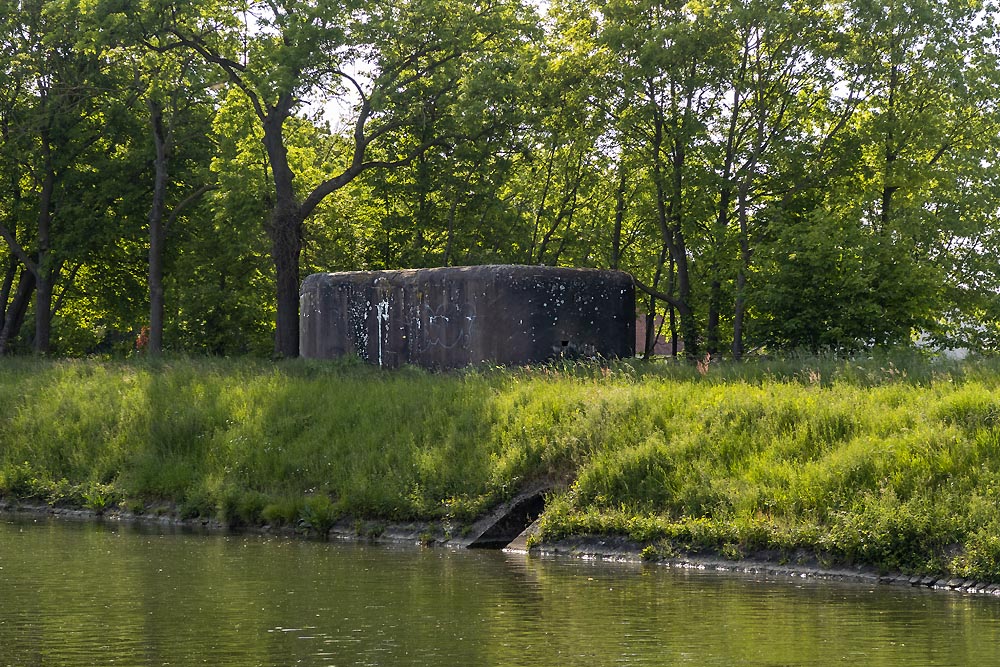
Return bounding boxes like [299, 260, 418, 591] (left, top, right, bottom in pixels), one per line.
[4, 355, 1000, 582]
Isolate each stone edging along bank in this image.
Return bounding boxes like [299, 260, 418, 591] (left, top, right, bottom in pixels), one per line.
[4, 501, 999, 598]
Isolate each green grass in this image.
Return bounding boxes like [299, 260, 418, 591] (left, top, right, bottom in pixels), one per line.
[5, 353, 1000, 579]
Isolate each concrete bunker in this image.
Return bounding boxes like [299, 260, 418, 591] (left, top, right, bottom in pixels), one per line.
[300, 265, 635, 368]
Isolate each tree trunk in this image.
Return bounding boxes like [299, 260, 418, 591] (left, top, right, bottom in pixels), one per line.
[669, 140, 697, 360]
[148, 98, 169, 355]
[707, 42, 747, 357]
[611, 162, 627, 270]
[732, 184, 752, 360]
[650, 83, 698, 360]
[443, 191, 459, 266]
[33, 140, 55, 356]
[0, 269, 35, 355]
[706, 279, 722, 355]
[646, 243, 670, 358]
[270, 207, 302, 359]
[669, 252, 678, 357]
[529, 139, 557, 264]
[644, 302, 656, 358]
[263, 103, 303, 359]
[0, 254, 15, 332]
[880, 51, 900, 232]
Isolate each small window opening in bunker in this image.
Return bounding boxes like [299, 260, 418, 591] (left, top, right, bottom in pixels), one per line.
[561, 340, 569, 347]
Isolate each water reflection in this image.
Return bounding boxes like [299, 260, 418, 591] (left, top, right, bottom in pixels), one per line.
[2, 515, 999, 666]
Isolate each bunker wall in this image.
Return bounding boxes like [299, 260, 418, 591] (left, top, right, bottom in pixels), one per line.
[300, 265, 635, 368]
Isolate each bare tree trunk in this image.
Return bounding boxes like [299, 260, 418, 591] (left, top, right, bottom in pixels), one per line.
[50, 261, 76, 319]
[536, 157, 582, 265]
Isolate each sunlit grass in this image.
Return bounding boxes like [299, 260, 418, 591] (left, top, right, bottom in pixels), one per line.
[4, 353, 1000, 579]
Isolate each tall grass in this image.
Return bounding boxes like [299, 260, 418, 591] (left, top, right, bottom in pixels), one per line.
[4, 354, 1000, 578]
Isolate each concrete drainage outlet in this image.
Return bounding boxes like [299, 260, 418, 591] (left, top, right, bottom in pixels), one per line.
[466, 492, 547, 550]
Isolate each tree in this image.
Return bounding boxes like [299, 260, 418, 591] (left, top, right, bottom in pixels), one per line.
[0, 0, 123, 354]
[141, 0, 534, 357]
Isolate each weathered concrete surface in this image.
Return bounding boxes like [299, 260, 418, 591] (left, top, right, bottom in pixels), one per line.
[300, 265, 635, 368]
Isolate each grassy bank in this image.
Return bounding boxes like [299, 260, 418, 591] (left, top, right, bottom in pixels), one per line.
[5, 355, 1000, 580]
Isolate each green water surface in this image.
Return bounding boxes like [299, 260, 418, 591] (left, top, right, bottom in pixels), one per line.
[1, 515, 999, 666]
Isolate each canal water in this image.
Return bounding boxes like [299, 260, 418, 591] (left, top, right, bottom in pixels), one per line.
[2, 515, 1000, 666]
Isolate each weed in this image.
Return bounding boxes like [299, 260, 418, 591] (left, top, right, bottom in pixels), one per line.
[123, 499, 145, 515]
[300, 495, 340, 538]
[82, 483, 118, 514]
[179, 489, 215, 520]
[262, 498, 302, 526]
[721, 543, 743, 560]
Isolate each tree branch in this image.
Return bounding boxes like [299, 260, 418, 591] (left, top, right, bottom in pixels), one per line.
[0, 221, 38, 279]
[634, 277, 684, 311]
[299, 136, 451, 219]
[166, 183, 218, 230]
[158, 32, 267, 122]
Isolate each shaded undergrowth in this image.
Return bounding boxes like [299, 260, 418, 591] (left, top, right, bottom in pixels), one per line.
[4, 354, 1000, 579]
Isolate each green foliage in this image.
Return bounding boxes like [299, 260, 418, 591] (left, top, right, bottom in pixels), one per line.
[299, 495, 340, 537]
[219, 488, 270, 528]
[81, 482, 119, 514]
[261, 497, 303, 527]
[3, 0, 1000, 357]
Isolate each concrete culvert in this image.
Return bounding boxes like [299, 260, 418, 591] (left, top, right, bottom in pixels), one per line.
[467, 492, 547, 550]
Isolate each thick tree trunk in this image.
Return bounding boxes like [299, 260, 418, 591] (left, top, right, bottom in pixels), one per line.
[33, 144, 55, 356]
[270, 207, 302, 359]
[148, 98, 169, 355]
[263, 103, 303, 358]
